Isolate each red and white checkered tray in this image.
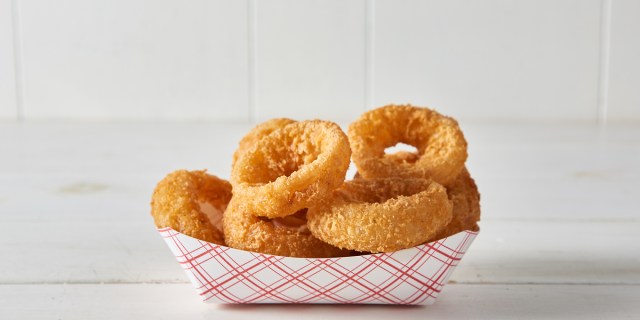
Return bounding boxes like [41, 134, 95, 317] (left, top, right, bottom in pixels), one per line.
[158, 227, 477, 305]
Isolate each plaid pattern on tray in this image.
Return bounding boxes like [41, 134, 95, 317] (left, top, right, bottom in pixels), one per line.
[158, 228, 477, 305]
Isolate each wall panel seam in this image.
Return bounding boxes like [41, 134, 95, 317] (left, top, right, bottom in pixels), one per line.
[247, 0, 257, 123]
[10, 0, 24, 121]
[364, 0, 374, 111]
[597, 0, 612, 126]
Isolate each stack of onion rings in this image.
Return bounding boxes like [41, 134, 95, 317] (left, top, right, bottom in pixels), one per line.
[150, 104, 480, 257]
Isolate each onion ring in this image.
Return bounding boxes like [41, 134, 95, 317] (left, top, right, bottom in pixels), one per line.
[231, 118, 296, 169]
[348, 104, 467, 185]
[307, 178, 453, 253]
[151, 170, 232, 245]
[223, 197, 350, 257]
[231, 120, 351, 218]
[434, 168, 481, 239]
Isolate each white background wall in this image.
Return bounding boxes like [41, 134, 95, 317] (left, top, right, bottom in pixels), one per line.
[0, 0, 638, 123]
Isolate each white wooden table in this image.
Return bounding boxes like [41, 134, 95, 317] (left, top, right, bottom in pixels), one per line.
[1, 122, 639, 319]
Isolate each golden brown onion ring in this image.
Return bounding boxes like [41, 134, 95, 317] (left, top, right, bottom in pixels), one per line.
[223, 197, 350, 258]
[151, 170, 232, 245]
[348, 104, 467, 185]
[231, 120, 351, 218]
[307, 178, 453, 253]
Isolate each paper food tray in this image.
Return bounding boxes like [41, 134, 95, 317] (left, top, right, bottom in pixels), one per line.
[158, 227, 477, 305]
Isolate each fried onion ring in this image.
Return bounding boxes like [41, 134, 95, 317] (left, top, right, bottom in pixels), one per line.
[348, 104, 467, 185]
[231, 118, 296, 169]
[151, 170, 232, 245]
[434, 168, 481, 240]
[231, 120, 351, 218]
[307, 178, 453, 253]
[223, 197, 350, 257]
